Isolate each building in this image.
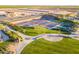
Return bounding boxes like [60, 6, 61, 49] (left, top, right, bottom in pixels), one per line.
[0, 30, 9, 42]
[0, 11, 7, 18]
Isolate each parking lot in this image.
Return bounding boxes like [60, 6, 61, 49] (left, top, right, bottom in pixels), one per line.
[17, 19, 59, 29]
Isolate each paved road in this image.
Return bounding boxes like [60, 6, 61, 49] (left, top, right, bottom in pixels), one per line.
[16, 40, 33, 54]
[32, 34, 79, 39]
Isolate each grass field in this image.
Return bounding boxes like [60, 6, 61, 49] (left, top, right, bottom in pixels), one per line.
[21, 38, 79, 54]
[0, 5, 79, 8]
[12, 25, 61, 36]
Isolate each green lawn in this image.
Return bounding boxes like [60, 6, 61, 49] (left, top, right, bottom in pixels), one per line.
[12, 25, 61, 36]
[21, 38, 79, 54]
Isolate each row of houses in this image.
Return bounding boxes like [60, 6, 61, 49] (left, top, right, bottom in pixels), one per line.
[0, 8, 77, 18]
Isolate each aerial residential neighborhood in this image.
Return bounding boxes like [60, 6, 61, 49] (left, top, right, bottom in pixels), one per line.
[0, 6, 79, 54]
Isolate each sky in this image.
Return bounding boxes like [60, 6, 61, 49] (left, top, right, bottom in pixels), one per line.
[0, 0, 78, 5]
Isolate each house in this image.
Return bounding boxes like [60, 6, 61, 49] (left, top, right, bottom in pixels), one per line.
[0, 11, 7, 19]
[0, 30, 9, 42]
